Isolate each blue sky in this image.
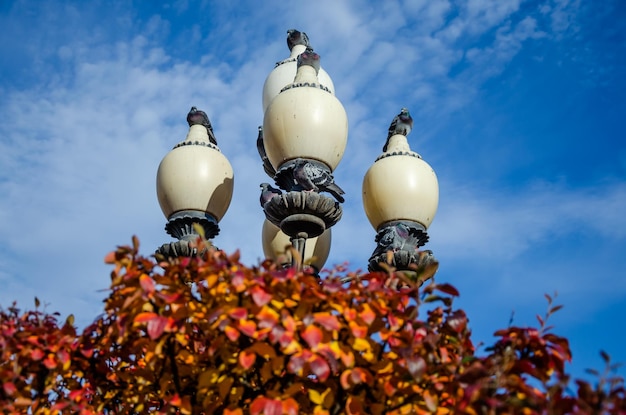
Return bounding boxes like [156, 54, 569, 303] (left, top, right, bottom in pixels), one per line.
[1, 0, 625, 382]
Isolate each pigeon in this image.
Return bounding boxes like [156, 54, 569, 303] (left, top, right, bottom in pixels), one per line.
[187, 106, 218, 146]
[260, 183, 282, 207]
[256, 126, 276, 178]
[297, 48, 320, 74]
[383, 108, 413, 152]
[287, 29, 310, 50]
[292, 158, 345, 203]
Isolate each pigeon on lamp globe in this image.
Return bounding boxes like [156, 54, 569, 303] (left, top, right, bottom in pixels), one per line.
[383, 108, 413, 152]
[186, 106, 218, 146]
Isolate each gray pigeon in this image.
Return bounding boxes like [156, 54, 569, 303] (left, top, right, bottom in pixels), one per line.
[297, 48, 320, 74]
[292, 158, 345, 203]
[260, 183, 282, 207]
[256, 126, 276, 178]
[383, 108, 413, 152]
[187, 106, 218, 146]
[287, 29, 310, 50]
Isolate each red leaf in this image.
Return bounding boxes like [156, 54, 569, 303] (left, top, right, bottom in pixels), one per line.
[309, 354, 331, 381]
[104, 251, 116, 264]
[447, 312, 467, 333]
[3, 382, 16, 396]
[302, 325, 323, 349]
[31, 348, 44, 361]
[436, 283, 459, 297]
[251, 286, 272, 306]
[157, 292, 181, 303]
[313, 312, 340, 331]
[250, 397, 267, 415]
[57, 349, 70, 365]
[265, 399, 282, 415]
[350, 367, 371, 385]
[169, 394, 182, 406]
[239, 350, 256, 370]
[406, 355, 426, 381]
[43, 354, 56, 369]
[229, 307, 248, 320]
[147, 315, 168, 340]
[80, 347, 94, 358]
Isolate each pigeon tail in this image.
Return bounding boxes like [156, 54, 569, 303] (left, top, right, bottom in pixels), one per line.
[324, 183, 345, 203]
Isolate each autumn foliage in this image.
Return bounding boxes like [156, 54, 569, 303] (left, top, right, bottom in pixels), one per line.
[1, 237, 625, 414]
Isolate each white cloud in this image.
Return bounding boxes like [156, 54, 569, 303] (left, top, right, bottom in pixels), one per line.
[433, 180, 626, 261]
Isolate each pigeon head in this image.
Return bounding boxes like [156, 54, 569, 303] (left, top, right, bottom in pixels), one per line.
[186, 106, 209, 127]
[297, 49, 320, 73]
[287, 29, 310, 50]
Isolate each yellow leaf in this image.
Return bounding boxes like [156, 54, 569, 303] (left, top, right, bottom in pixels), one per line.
[352, 338, 371, 352]
[309, 389, 323, 405]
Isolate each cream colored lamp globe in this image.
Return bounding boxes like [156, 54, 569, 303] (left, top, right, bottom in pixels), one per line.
[262, 43, 335, 112]
[262, 219, 331, 271]
[263, 64, 348, 172]
[362, 134, 439, 231]
[156, 124, 234, 222]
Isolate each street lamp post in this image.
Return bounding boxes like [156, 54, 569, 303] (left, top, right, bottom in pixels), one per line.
[154, 29, 439, 277]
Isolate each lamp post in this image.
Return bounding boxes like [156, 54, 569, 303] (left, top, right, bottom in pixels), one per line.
[155, 109, 234, 257]
[155, 29, 439, 277]
[362, 127, 439, 277]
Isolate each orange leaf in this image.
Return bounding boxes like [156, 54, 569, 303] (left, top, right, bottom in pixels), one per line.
[134, 312, 158, 323]
[359, 304, 376, 326]
[139, 274, 155, 294]
[14, 397, 33, 406]
[225, 325, 240, 341]
[237, 320, 257, 337]
[346, 396, 364, 415]
[340, 370, 351, 389]
[282, 397, 299, 415]
[169, 394, 182, 406]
